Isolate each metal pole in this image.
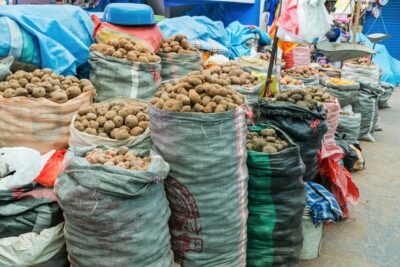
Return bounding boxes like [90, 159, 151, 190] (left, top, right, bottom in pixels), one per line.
[265, 0, 282, 97]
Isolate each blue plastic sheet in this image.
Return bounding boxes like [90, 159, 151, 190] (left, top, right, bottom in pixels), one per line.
[357, 33, 400, 86]
[158, 16, 271, 59]
[159, 16, 229, 47]
[225, 21, 271, 59]
[0, 5, 94, 75]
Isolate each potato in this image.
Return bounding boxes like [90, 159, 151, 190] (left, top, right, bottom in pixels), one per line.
[180, 105, 191, 112]
[51, 89, 68, 103]
[105, 110, 117, 120]
[188, 89, 202, 104]
[86, 112, 97, 121]
[110, 128, 120, 139]
[214, 104, 226, 113]
[15, 88, 28, 97]
[163, 99, 183, 112]
[125, 115, 138, 128]
[3, 89, 16, 98]
[74, 121, 85, 131]
[95, 116, 106, 127]
[136, 112, 147, 122]
[130, 126, 144, 136]
[28, 86, 44, 98]
[66, 86, 81, 99]
[84, 128, 97, 136]
[104, 120, 116, 133]
[115, 129, 130, 140]
[113, 115, 124, 127]
[204, 102, 217, 113]
[98, 132, 109, 138]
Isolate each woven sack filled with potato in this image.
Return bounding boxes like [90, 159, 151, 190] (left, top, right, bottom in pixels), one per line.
[341, 61, 380, 86]
[89, 50, 161, 102]
[254, 98, 327, 181]
[150, 100, 248, 266]
[0, 68, 95, 153]
[246, 124, 306, 267]
[321, 78, 359, 107]
[55, 146, 174, 267]
[69, 97, 152, 149]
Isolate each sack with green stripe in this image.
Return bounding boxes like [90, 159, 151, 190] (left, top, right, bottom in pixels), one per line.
[158, 52, 202, 81]
[89, 51, 161, 102]
[246, 124, 306, 267]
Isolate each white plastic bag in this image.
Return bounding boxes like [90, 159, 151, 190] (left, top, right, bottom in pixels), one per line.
[298, 0, 333, 42]
[0, 223, 65, 266]
[0, 147, 54, 190]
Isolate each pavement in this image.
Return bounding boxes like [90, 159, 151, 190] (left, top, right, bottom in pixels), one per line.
[300, 88, 400, 267]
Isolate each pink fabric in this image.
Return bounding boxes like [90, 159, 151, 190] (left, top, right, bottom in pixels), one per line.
[278, 0, 300, 35]
[320, 98, 343, 160]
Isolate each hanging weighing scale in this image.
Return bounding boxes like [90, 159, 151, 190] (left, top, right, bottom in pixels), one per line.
[365, 0, 390, 58]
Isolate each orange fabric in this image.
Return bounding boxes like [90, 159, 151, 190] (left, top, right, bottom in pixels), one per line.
[34, 149, 67, 187]
[269, 18, 298, 53]
[91, 14, 163, 52]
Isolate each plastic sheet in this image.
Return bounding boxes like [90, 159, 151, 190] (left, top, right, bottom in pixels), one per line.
[0, 5, 94, 75]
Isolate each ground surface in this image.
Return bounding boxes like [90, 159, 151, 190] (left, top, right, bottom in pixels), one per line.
[300, 88, 400, 267]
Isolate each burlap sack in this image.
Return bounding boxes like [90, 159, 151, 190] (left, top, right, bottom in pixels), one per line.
[0, 92, 94, 154]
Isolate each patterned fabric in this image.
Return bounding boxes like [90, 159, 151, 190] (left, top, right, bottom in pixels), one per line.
[191, 39, 230, 57]
[306, 181, 343, 225]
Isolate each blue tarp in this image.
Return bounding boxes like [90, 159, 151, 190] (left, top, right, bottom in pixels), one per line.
[357, 33, 400, 86]
[0, 5, 94, 75]
[158, 16, 271, 59]
[225, 21, 271, 58]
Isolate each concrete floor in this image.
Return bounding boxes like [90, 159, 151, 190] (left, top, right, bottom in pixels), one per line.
[300, 88, 400, 267]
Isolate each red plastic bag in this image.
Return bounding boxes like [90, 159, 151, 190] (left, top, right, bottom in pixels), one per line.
[34, 149, 67, 187]
[318, 153, 359, 219]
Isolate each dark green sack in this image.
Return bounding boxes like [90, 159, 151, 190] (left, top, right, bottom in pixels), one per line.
[246, 125, 306, 267]
[253, 101, 327, 181]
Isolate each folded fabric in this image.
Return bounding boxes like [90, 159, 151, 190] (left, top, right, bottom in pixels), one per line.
[225, 21, 271, 59]
[0, 5, 94, 75]
[306, 181, 343, 225]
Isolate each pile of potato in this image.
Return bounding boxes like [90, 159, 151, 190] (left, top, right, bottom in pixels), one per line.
[90, 38, 160, 64]
[260, 52, 271, 61]
[282, 66, 319, 78]
[151, 70, 245, 113]
[268, 89, 320, 111]
[280, 76, 303, 86]
[159, 35, 197, 54]
[207, 62, 259, 88]
[340, 111, 352, 116]
[347, 57, 375, 66]
[0, 69, 95, 103]
[320, 63, 338, 69]
[74, 100, 149, 140]
[246, 128, 289, 153]
[305, 87, 335, 103]
[85, 146, 151, 171]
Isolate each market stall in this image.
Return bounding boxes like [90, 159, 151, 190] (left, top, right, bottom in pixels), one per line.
[0, 1, 398, 266]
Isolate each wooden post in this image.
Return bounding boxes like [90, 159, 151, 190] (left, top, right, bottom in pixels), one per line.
[265, 0, 282, 97]
[352, 0, 362, 44]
